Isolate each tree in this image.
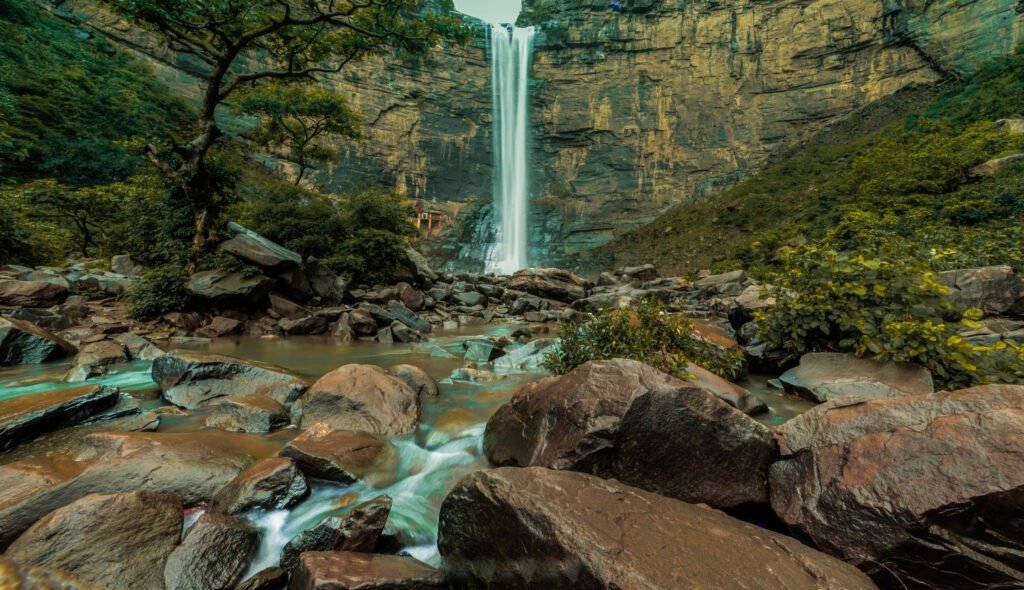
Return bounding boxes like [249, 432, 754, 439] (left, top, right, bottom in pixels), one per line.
[236, 83, 361, 185]
[97, 0, 465, 261]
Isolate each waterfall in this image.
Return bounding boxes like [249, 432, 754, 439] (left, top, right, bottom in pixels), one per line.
[486, 25, 534, 275]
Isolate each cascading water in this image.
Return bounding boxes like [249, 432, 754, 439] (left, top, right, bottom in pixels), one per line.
[486, 25, 535, 275]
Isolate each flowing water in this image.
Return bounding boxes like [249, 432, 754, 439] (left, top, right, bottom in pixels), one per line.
[486, 25, 535, 275]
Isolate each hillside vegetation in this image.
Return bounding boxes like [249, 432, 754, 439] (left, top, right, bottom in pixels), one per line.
[592, 47, 1024, 276]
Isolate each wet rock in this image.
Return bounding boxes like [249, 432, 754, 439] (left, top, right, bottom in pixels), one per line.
[152, 351, 308, 409]
[6, 491, 182, 590]
[280, 314, 329, 336]
[0, 431, 273, 548]
[280, 495, 392, 571]
[451, 291, 486, 307]
[387, 300, 431, 332]
[186, 270, 275, 304]
[300, 364, 420, 435]
[687, 363, 767, 415]
[200, 316, 244, 338]
[332, 314, 354, 343]
[0, 279, 69, 307]
[779, 352, 934, 403]
[164, 513, 260, 590]
[209, 457, 309, 515]
[220, 222, 302, 271]
[65, 341, 128, 382]
[508, 268, 587, 302]
[938, 265, 1024, 317]
[484, 359, 777, 507]
[271, 293, 312, 320]
[205, 395, 291, 433]
[438, 467, 876, 589]
[388, 364, 439, 404]
[771, 385, 1024, 589]
[450, 367, 502, 383]
[0, 385, 120, 451]
[113, 333, 164, 360]
[9, 307, 73, 331]
[281, 423, 396, 483]
[0, 556, 98, 589]
[0, 317, 77, 366]
[388, 321, 423, 343]
[347, 308, 378, 337]
[236, 567, 288, 590]
[291, 552, 446, 590]
[396, 282, 425, 312]
[493, 339, 556, 371]
[462, 338, 505, 363]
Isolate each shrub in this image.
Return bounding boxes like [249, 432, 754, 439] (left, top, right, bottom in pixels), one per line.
[543, 299, 747, 381]
[126, 265, 190, 320]
[758, 245, 1024, 389]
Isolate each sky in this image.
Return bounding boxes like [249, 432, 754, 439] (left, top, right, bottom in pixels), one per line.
[452, 0, 522, 24]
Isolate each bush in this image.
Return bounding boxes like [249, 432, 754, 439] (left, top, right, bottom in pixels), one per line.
[758, 245, 1024, 389]
[126, 265, 190, 320]
[543, 299, 747, 381]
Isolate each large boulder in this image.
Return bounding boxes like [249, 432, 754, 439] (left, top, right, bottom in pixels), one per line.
[220, 221, 302, 271]
[438, 467, 876, 589]
[209, 457, 309, 515]
[299, 364, 420, 435]
[280, 423, 397, 484]
[186, 270, 275, 304]
[507, 268, 587, 302]
[388, 364, 439, 405]
[280, 495, 392, 571]
[6, 491, 182, 590]
[152, 351, 308, 409]
[387, 300, 431, 333]
[0, 430, 275, 548]
[65, 340, 128, 382]
[291, 553, 446, 590]
[305, 257, 347, 304]
[204, 394, 291, 433]
[939, 265, 1024, 317]
[779, 352, 934, 403]
[0, 279, 69, 307]
[0, 556, 99, 589]
[0, 317, 76, 365]
[0, 385, 121, 451]
[404, 247, 438, 284]
[771, 385, 1024, 589]
[163, 513, 261, 590]
[484, 359, 777, 507]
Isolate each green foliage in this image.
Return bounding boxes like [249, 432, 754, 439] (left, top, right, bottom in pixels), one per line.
[235, 83, 361, 184]
[126, 265, 190, 320]
[543, 300, 747, 381]
[233, 178, 418, 285]
[758, 246, 1024, 390]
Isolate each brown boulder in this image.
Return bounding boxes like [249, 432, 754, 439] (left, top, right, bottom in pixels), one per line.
[347, 308, 378, 337]
[237, 567, 288, 590]
[771, 385, 1024, 589]
[291, 552, 446, 590]
[0, 279, 69, 307]
[280, 495, 392, 571]
[65, 341, 128, 382]
[6, 491, 182, 590]
[0, 317, 77, 366]
[300, 364, 420, 436]
[484, 359, 777, 507]
[779, 352, 934, 403]
[164, 513, 261, 590]
[0, 556, 100, 589]
[388, 364, 439, 404]
[438, 467, 876, 589]
[507, 268, 586, 302]
[281, 423, 397, 484]
[152, 350, 309, 409]
[209, 457, 309, 515]
[205, 394, 291, 433]
[0, 385, 120, 451]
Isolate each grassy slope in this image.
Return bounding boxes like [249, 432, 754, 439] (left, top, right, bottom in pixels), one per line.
[589, 48, 1024, 277]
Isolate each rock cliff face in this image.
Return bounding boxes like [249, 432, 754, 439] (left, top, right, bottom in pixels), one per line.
[61, 0, 1024, 270]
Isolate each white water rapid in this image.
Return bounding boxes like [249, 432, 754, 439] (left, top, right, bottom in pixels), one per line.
[486, 25, 535, 275]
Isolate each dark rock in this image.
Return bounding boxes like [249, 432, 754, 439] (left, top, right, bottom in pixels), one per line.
[280, 423, 396, 483]
[205, 395, 291, 433]
[9, 307, 73, 331]
[220, 222, 302, 271]
[462, 338, 505, 363]
[300, 364, 420, 435]
[270, 293, 311, 320]
[306, 258, 347, 305]
[771, 385, 1024, 589]
[152, 351, 308, 409]
[692, 270, 751, 297]
[779, 352, 934, 403]
[280, 495, 392, 571]
[388, 321, 423, 343]
[210, 457, 309, 515]
[0, 556, 98, 589]
[65, 341, 128, 382]
[291, 552, 446, 590]
[332, 314, 354, 342]
[186, 270, 275, 304]
[113, 333, 164, 360]
[616, 264, 658, 282]
[438, 467, 876, 589]
[0, 385, 120, 452]
[939, 265, 1024, 317]
[0, 431, 273, 548]
[164, 311, 202, 331]
[451, 291, 486, 307]
[687, 363, 767, 415]
[508, 268, 587, 302]
[164, 513, 260, 590]
[404, 247, 438, 284]
[484, 359, 777, 507]
[0, 317, 77, 366]
[0, 280, 69, 307]
[397, 282, 425, 312]
[200, 316, 245, 338]
[6, 491, 182, 590]
[387, 300, 431, 332]
[388, 364, 439, 404]
[236, 567, 288, 590]
[280, 315, 329, 336]
[347, 308, 379, 337]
